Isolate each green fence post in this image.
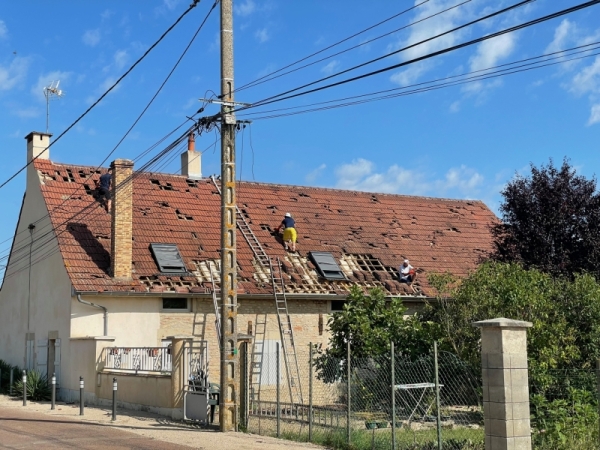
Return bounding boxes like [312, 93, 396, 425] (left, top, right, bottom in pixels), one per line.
[392, 341, 396, 450]
[309, 342, 313, 442]
[347, 339, 351, 446]
[276, 342, 281, 438]
[435, 342, 442, 450]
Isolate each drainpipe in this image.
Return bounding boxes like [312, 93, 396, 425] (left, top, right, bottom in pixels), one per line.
[77, 294, 108, 336]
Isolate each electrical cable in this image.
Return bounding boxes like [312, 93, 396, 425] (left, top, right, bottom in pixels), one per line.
[235, 0, 435, 92]
[235, 0, 600, 113]
[236, 0, 471, 94]
[0, 0, 202, 192]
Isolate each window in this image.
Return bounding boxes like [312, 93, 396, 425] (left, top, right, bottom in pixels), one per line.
[330, 300, 347, 312]
[162, 298, 189, 311]
[309, 251, 346, 280]
[150, 243, 188, 274]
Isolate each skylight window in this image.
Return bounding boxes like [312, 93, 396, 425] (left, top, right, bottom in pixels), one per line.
[150, 243, 188, 274]
[309, 251, 346, 281]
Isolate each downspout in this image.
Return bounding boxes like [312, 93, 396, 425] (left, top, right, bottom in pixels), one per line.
[77, 294, 108, 336]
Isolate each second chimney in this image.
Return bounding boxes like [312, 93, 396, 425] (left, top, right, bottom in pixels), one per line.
[181, 132, 201, 179]
[110, 159, 134, 280]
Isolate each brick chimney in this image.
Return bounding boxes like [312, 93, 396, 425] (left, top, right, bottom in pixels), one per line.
[110, 159, 134, 279]
[25, 131, 52, 163]
[180, 132, 201, 179]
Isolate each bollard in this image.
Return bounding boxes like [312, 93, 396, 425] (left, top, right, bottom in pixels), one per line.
[112, 377, 117, 421]
[22, 370, 27, 406]
[79, 376, 84, 416]
[51, 373, 56, 410]
[9, 369, 13, 396]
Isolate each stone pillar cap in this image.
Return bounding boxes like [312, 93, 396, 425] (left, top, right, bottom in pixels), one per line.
[165, 335, 194, 340]
[472, 317, 532, 328]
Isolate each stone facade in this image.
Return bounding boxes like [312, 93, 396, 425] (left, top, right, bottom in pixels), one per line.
[110, 159, 133, 279]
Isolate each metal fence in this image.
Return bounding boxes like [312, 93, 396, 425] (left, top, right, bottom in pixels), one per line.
[102, 347, 172, 374]
[245, 342, 483, 450]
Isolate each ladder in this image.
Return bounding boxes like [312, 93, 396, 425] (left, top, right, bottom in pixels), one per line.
[249, 313, 267, 406]
[210, 266, 221, 346]
[210, 175, 270, 267]
[270, 257, 303, 405]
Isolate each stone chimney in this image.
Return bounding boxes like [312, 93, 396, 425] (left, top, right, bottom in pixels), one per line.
[25, 131, 52, 163]
[180, 132, 201, 179]
[110, 159, 134, 279]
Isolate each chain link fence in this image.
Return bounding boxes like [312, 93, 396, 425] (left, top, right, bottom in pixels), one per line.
[245, 342, 483, 449]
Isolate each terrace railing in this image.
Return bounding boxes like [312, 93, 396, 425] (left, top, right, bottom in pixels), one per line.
[102, 347, 172, 374]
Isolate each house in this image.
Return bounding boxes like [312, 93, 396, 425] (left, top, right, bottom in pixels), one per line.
[0, 131, 497, 418]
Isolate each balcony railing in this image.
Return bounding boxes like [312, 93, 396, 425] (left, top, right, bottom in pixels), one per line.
[103, 347, 172, 374]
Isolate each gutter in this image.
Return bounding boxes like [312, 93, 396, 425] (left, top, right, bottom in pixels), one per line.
[77, 294, 108, 336]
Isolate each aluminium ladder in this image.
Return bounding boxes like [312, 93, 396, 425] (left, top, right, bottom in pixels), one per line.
[209, 268, 221, 345]
[270, 257, 303, 405]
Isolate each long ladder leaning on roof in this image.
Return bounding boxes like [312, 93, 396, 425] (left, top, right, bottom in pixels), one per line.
[270, 257, 303, 405]
[209, 175, 270, 406]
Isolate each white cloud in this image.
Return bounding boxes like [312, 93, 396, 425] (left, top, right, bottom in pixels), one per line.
[163, 0, 181, 10]
[306, 164, 326, 183]
[113, 50, 129, 70]
[101, 9, 114, 20]
[570, 55, 600, 96]
[0, 57, 30, 91]
[469, 34, 516, 72]
[235, 0, 256, 17]
[13, 107, 40, 119]
[31, 71, 71, 100]
[588, 104, 600, 126]
[0, 20, 7, 39]
[82, 29, 101, 47]
[321, 60, 340, 75]
[545, 19, 574, 54]
[334, 158, 484, 198]
[449, 101, 460, 113]
[255, 28, 270, 43]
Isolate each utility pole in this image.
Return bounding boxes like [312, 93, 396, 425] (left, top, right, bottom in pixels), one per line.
[219, 0, 238, 432]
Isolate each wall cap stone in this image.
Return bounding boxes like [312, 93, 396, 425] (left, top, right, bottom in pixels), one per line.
[70, 336, 116, 341]
[472, 318, 532, 329]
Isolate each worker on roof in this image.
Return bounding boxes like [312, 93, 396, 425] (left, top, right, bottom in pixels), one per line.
[399, 259, 416, 284]
[98, 167, 112, 213]
[276, 212, 297, 252]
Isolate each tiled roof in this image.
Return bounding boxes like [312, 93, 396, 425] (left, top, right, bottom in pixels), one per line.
[34, 159, 497, 297]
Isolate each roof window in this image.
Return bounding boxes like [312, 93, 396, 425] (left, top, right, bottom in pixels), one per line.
[309, 251, 346, 281]
[150, 243, 188, 274]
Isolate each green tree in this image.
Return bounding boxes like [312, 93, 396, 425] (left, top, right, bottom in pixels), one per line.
[315, 286, 433, 383]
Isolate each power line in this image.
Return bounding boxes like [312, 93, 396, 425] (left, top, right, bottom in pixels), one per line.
[235, 0, 435, 92]
[238, 41, 600, 121]
[237, 0, 600, 112]
[0, 0, 203, 192]
[236, 0, 472, 94]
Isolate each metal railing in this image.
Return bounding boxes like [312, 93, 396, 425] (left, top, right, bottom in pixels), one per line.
[103, 347, 172, 374]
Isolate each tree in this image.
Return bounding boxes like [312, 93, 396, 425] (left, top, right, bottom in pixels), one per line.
[491, 159, 600, 279]
[314, 286, 432, 383]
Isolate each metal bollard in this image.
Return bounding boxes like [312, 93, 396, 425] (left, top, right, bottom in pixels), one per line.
[22, 370, 27, 406]
[79, 376, 84, 416]
[9, 369, 13, 396]
[112, 378, 117, 421]
[51, 373, 56, 410]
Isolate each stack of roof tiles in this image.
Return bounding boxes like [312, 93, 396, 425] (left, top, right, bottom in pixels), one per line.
[33, 159, 498, 297]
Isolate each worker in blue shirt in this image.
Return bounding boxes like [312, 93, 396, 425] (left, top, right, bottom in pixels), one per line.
[276, 212, 297, 252]
[98, 168, 112, 212]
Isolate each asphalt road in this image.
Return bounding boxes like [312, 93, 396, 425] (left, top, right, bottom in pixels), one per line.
[0, 407, 193, 449]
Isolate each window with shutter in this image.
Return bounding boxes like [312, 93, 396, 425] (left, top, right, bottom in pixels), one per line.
[309, 251, 346, 280]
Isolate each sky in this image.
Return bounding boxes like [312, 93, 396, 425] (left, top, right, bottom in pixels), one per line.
[1, 0, 600, 262]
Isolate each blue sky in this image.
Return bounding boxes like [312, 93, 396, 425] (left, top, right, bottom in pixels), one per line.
[1, 0, 600, 262]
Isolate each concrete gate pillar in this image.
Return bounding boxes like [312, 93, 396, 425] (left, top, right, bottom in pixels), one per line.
[167, 335, 192, 409]
[473, 318, 532, 450]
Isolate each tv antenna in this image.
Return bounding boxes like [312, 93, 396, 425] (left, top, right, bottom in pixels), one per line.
[43, 80, 64, 133]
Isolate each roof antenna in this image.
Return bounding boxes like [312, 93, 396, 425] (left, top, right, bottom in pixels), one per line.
[43, 80, 64, 133]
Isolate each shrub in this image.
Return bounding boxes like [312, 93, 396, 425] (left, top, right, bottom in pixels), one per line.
[0, 359, 22, 394]
[13, 369, 51, 401]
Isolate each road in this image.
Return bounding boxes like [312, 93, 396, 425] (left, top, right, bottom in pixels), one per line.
[0, 407, 192, 449]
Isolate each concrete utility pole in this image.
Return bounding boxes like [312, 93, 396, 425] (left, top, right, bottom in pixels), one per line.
[219, 0, 239, 432]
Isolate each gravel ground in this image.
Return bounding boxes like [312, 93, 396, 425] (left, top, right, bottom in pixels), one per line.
[0, 395, 325, 450]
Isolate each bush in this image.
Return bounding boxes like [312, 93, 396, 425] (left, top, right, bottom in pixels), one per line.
[0, 359, 22, 394]
[13, 369, 51, 401]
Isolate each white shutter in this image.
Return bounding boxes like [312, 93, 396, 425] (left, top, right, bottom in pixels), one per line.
[260, 340, 281, 386]
[26, 339, 35, 371]
[36, 339, 48, 377]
